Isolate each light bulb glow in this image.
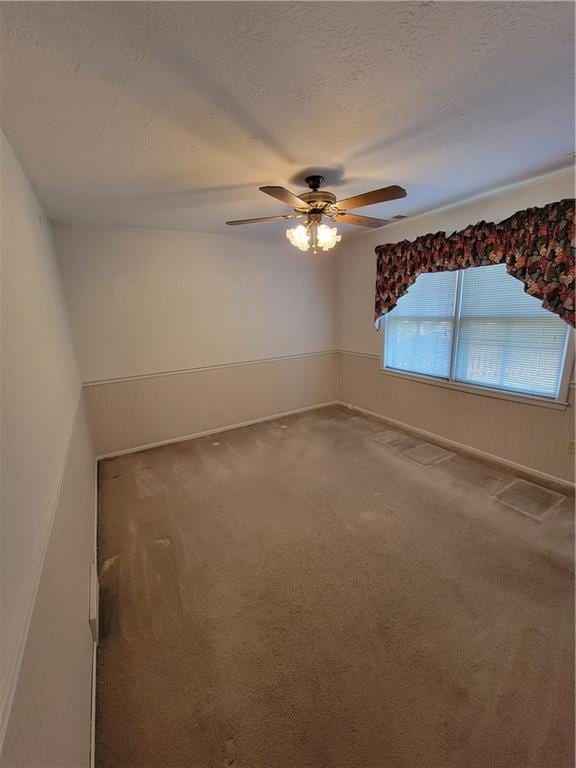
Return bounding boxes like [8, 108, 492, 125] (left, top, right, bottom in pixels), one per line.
[286, 221, 342, 253]
[286, 224, 310, 251]
[316, 223, 341, 251]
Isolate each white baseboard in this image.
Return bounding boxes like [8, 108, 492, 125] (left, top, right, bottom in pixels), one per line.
[96, 401, 340, 460]
[339, 401, 575, 493]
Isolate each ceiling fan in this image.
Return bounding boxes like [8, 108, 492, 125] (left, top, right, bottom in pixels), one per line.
[226, 175, 407, 252]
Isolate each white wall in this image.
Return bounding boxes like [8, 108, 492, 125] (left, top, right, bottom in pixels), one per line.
[1, 400, 95, 768]
[336, 169, 575, 483]
[55, 226, 336, 384]
[55, 224, 338, 455]
[0, 133, 95, 764]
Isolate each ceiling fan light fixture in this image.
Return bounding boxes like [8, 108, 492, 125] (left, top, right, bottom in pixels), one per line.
[286, 220, 342, 253]
[229, 176, 406, 249]
[286, 224, 311, 251]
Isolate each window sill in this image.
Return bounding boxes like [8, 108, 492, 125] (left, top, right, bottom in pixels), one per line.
[377, 367, 570, 411]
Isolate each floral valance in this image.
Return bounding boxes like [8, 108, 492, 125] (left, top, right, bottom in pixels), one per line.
[375, 198, 575, 327]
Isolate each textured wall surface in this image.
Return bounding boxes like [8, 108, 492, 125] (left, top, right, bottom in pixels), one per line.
[85, 352, 338, 456]
[1, 400, 95, 768]
[1, 3, 573, 233]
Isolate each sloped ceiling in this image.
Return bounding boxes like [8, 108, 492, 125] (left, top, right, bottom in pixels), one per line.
[1, 1, 574, 236]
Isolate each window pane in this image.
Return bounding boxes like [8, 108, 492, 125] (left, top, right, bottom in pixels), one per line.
[385, 271, 458, 379]
[454, 264, 569, 398]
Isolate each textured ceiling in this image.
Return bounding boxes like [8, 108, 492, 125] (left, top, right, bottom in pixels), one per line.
[1, 2, 574, 236]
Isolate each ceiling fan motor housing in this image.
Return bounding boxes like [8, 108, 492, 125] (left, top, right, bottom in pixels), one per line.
[297, 189, 338, 213]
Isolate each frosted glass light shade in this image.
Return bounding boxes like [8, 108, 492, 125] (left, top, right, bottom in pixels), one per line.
[286, 224, 310, 251]
[316, 224, 341, 251]
[286, 222, 342, 252]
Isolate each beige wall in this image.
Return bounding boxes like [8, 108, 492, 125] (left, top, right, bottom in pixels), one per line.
[86, 352, 337, 456]
[0, 133, 95, 764]
[336, 170, 575, 484]
[55, 225, 336, 384]
[1, 400, 95, 768]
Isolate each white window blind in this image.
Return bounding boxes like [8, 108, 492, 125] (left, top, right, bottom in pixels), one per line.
[384, 264, 570, 400]
[454, 264, 569, 398]
[384, 270, 457, 379]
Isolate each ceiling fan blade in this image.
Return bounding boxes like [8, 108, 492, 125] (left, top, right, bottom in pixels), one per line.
[334, 212, 389, 228]
[226, 214, 301, 226]
[336, 185, 406, 210]
[259, 186, 309, 209]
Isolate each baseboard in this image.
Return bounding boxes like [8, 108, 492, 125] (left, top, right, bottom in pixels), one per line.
[339, 401, 575, 493]
[96, 401, 340, 460]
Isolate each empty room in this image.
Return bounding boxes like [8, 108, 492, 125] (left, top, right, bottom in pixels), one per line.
[1, 2, 574, 767]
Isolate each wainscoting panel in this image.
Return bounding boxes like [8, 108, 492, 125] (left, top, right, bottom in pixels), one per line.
[85, 352, 338, 456]
[0, 398, 95, 768]
[338, 352, 575, 484]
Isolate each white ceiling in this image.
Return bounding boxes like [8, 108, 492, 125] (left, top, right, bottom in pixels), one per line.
[1, 2, 574, 237]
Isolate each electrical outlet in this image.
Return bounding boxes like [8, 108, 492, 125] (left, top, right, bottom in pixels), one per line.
[568, 440, 575, 455]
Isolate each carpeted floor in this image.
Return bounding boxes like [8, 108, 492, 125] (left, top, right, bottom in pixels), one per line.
[96, 405, 575, 768]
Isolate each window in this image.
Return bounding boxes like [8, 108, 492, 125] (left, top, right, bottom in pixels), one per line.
[383, 264, 571, 400]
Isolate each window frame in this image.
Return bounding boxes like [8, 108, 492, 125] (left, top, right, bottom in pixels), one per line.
[380, 268, 574, 411]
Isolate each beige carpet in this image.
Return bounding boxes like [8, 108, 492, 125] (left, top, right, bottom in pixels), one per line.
[96, 406, 575, 768]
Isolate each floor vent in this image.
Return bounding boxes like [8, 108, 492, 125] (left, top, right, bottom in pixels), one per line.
[493, 479, 566, 520]
[403, 443, 454, 466]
